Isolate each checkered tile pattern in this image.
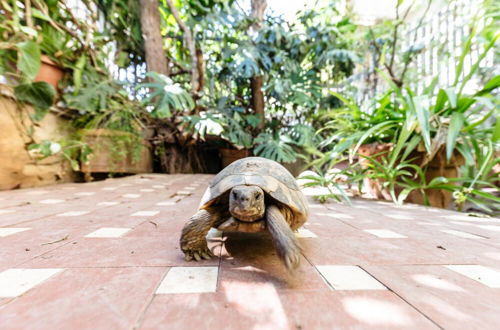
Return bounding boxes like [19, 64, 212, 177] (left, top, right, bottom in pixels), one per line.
[1, 174, 499, 329]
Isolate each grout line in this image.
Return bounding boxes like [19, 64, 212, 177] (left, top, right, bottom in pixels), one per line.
[358, 266, 445, 330]
[300, 248, 335, 291]
[132, 266, 170, 330]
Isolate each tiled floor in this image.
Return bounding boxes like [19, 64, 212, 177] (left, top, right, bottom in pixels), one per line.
[0, 174, 499, 329]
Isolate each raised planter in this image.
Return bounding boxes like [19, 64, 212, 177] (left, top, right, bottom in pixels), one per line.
[34, 55, 65, 90]
[0, 84, 74, 190]
[358, 142, 464, 208]
[219, 148, 251, 168]
[80, 129, 153, 177]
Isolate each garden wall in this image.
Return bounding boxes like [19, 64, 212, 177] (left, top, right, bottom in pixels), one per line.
[0, 84, 74, 190]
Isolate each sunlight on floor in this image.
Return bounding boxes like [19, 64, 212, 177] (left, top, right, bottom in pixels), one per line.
[342, 296, 412, 326]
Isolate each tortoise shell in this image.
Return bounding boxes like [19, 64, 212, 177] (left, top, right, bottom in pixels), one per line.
[199, 157, 308, 226]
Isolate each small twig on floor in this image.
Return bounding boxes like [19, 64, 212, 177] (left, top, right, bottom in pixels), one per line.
[41, 235, 69, 246]
[149, 221, 158, 228]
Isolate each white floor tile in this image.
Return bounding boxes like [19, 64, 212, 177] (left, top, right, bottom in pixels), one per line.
[25, 191, 49, 195]
[156, 201, 176, 206]
[102, 187, 117, 191]
[176, 191, 192, 195]
[449, 221, 473, 226]
[330, 213, 354, 219]
[364, 229, 407, 238]
[440, 229, 485, 239]
[156, 267, 218, 294]
[477, 225, 500, 232]
[316, 212, 353, 219]
[123, 194, 141, 198]
[131, 211, 159, 217]
[0, 268, 63, 297]
[120, 183, 133, 187]
[0, 210, 15, 215]
[140, 189, 154, 192]
[152, 185, 166, 189]
[295, 228, 317, 238]
[97, 201, 119, 206]
[316, 265, 386, 290]
[184, 187, 196, 190]
[443, 215, 499, 223]
[57, 211, 89, 217]
[417, 222, 441, 226]
[85, 227, 131, 238]
[0, 228, 31, 237]
[445, 265, 500, 288]
[74, 192, 95, 196]
[39, 199, 64, 204]
[385, 213, 414, 220]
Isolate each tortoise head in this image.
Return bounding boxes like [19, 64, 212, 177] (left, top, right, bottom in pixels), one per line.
[229, 185, 265, 222]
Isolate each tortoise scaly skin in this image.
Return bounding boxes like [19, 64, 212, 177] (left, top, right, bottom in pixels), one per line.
[179, 157, 309, 269]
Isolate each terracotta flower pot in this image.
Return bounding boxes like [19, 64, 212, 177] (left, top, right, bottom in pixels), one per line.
[34, 55, 65, 90]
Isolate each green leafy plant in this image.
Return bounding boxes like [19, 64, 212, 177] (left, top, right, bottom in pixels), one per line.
[139, 72, 195, 118]
[311, 12, 499, 212]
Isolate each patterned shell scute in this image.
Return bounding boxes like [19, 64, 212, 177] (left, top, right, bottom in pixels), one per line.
[202, 157, 308, 220]
[211, 157, 299, 190]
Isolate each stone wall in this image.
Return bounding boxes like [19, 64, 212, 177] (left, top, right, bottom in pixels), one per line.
[0, 84, 75, 190]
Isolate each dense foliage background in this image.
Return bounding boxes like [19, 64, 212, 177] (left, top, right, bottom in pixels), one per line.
[0, 0, 498, 212]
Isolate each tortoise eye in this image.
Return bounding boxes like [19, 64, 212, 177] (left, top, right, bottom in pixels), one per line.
[255, 192, 262, 199]
[232, 191, 238, 199]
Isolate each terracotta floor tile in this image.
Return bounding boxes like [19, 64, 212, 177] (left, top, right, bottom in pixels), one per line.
[0, 267, 166, 329]
[1, 174, 498, 328]
[219, 233, 329, 291]
[22, 235, 222, 268]
[140, 290, 437, 329]
[363, 265, 500, 329]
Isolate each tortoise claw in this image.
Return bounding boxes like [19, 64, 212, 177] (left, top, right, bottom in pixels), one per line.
[193, 252, 202, 261]
[182, 242, 215, 262]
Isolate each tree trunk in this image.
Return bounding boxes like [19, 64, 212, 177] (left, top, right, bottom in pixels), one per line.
[251, 76, 265, 129]
[165, 0, 199, 95]
[250, 0, 267, 130]
[138, 0, 169, 75]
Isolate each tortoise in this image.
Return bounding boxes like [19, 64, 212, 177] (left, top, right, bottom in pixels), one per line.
[179, 157, 308, 269]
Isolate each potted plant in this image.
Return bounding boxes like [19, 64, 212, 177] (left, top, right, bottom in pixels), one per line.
[65, 76, 153, 178]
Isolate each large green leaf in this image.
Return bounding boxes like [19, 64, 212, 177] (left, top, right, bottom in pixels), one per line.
[444, 88, 457, 109]
[446, 112, 464, 160]
[139, 72, 194, 118]
[493, 115, 500, 142]
[14, 82, 56, 110]
[413, 96, 431, 153]
[434, 89, 447, 112]
[476, 75, 500, 95]
[16, 40, 41, 80]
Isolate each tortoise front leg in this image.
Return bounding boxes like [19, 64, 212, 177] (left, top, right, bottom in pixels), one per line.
[266, 205, 302, 269]
[180, 209, 220, 261]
